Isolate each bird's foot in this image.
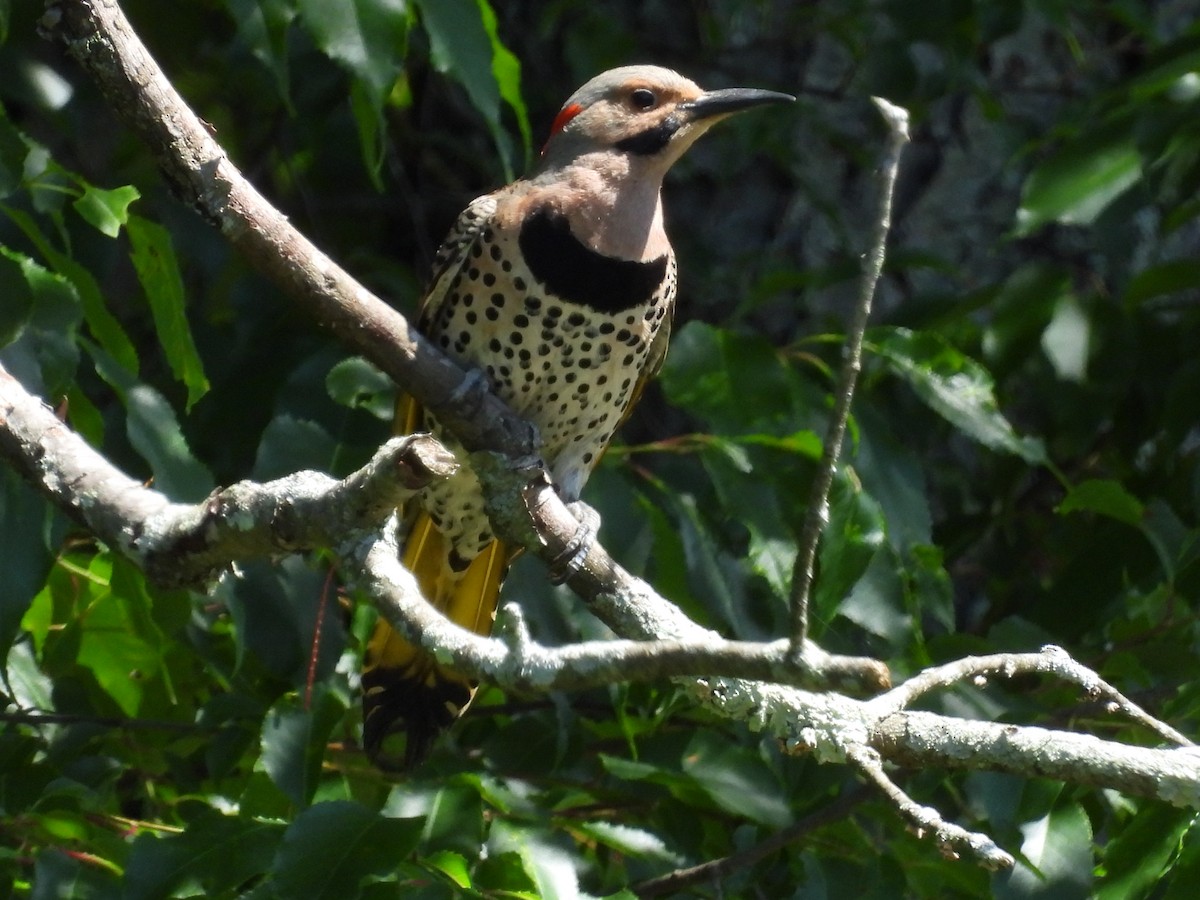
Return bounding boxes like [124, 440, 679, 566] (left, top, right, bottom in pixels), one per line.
[548, 501, 601, 584]
[448, 367, 491, 414]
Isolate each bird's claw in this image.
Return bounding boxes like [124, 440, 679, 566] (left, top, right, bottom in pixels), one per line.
[548, 501, 601, 584]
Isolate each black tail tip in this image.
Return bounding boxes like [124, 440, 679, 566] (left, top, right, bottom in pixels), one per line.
[362, 672, 474, 771]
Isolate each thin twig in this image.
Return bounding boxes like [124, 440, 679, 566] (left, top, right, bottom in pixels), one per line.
[789, 98, 910, 648]
[633, 786, 872, 897]
[869, 645, 1193, 747]
[846, 745, 1015, 870]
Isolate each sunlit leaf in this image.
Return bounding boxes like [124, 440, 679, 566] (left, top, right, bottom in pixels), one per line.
[1057, 479, 1143, 526]
[326, 356, 395, 419]
[415, 0, 528, 176]
[127, 215, 210, 409]
[1016, 122, 1141, 234]
[869, 327, 1046, 463]
[1096, 805, 1192, 900]
[72, 183, 140, 238]
[3, 205, 138, 375]
[996, 800, 1094, 899]
[488, 820, 580, 900]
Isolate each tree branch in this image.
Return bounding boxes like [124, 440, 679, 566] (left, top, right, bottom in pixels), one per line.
[0, 360, 454, 584]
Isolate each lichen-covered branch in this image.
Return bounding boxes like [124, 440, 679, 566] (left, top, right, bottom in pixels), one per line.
[1, 360, 452, 584]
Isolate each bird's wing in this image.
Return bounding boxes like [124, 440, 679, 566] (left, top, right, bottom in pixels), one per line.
[417, 193, 499, 331]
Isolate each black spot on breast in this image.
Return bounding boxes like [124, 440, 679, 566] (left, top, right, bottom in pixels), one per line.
[519, 208, 668, 314]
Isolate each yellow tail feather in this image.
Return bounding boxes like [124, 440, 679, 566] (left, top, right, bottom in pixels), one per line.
[362, 503, 509, 768]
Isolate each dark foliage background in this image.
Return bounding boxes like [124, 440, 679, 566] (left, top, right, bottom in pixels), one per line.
[2, 0, 1199, 896]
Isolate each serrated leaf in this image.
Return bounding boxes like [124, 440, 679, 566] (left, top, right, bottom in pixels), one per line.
[574, 821, 683, 864]
[1057, 479, 1143, 526]
[1016, 123, 1141, 234]
[0, 246, 32, 345]
[126, 215, 210, 409]
[72, 183, 140, 238]
[124, 814, 283, 900]
[271, 801, 423, 900]
[870, 327, 1046, 463]
[415, 0, 528, 176]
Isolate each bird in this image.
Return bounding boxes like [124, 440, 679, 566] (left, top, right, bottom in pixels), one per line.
[362, 65, 794, 768]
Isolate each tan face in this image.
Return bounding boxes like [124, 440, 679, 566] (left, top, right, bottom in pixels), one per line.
[540, 66, 705, 165]
[539, 65, 794, 168]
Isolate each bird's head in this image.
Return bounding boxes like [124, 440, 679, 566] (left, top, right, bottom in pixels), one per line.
[538, 65, 794, 172]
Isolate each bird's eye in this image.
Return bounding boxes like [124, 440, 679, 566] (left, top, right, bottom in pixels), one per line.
[630, 88, 657, 110]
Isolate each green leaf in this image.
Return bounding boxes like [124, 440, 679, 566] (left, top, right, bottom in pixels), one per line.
[488, 820, 580, 900]
[995, 800, 1094, 899]
[270, 801, 423, 900]
[1097, 805, 1193, 900]
[1124, 259, 1200, 306]
[573, 821, 683, 864]
[1163, 817, 1200, 899]
[124, 814, 284, 900]
[422, 850, 472, 888]
[680, 731, 792, 829]
[0, 246, 83, 396]
[0, 245, 32, 345]
[0, 99, 27, 197]
[260, 690, 346, 809]
[814, 472, 887, 621]
[383, 782, 484, 856]
[297, 0, 408, 104]
[297, 0, 408, 183]
[1016, 122, 1142, 235]
[415, 0, 528, 177]
[30, 849, 120, 900]
[221, 0, 297, 105]
[88, 342, 215, 502]
[1040, 294, 1090, 383]
[3, 204, 139, 375]
[73, 554, 165, 717]
[326, 356, 396, 419]
[72, 183, 140, 238]
[1057, 479, 1143, 526]
[870, 327, 1047, 463]
[126, 215, 210, 408]
[700, 438, 796, 599]
[661, 321, 814, 438]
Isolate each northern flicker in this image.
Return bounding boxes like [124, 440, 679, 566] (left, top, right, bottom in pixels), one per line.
[363, 65, 794, 767]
